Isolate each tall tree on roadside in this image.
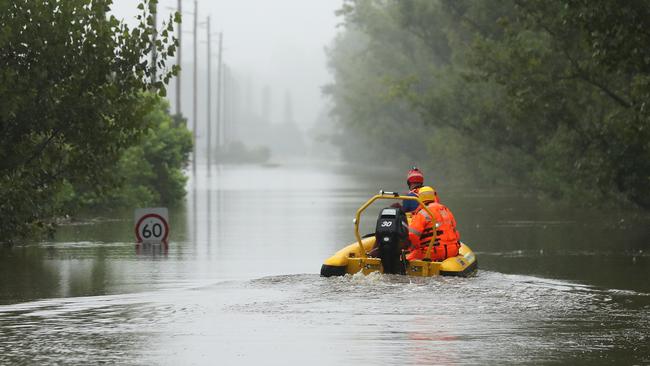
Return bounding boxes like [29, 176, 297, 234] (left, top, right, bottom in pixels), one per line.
[328, 0, 650, 208]
[0, 0, 179, 240]
[446, 0, 650, 206]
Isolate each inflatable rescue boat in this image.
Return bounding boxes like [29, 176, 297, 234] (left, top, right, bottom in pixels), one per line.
[321, 191, 478, 277]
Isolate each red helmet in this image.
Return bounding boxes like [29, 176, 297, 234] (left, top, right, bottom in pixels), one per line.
[406, 167, 424, 184]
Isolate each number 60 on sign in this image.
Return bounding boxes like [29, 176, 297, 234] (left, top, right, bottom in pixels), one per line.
[134, 208, 169, 244]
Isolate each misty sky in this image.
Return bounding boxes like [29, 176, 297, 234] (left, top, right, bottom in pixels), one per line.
[111, 0, 342, 128]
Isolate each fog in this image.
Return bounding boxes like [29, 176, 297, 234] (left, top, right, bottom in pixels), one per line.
[111, 0, 342, 160]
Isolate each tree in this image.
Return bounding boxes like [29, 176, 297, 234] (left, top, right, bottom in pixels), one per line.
[0, 0, 179, 240]
[62, 97, 192, 210]
[325, 1, 436, 169]
[451, 0, 650, 206]
[326, 0, 650, 208]
[326, 0, 519, 184]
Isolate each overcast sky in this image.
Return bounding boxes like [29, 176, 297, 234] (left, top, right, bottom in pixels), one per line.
[111, 0, 342, 127]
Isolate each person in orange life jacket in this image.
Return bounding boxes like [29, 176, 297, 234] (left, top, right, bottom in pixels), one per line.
[405, 186, 460, 261]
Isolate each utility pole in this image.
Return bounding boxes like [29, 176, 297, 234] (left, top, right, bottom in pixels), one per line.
[223, 64, 230, 146]
[206, 16, 212, 168]
[176, 0, 182, 115]
[284, 90, 294, 123]
[192, 0, 198, 174]
[261, 84, 270, 126]
[151, 1, 158, 84]
[216, 32, 223, 148]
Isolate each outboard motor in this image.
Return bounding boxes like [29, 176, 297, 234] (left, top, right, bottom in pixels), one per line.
[374, 207, 409, 274]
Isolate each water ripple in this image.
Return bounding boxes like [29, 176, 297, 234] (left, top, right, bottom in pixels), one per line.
[0, 272, 648, 365]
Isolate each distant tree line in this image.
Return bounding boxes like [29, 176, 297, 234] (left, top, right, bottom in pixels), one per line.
[0, 0, 191, 241]
[326, 0, 650, 208]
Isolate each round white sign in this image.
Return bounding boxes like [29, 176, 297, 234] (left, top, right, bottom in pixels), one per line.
[135, 213, 169, 243]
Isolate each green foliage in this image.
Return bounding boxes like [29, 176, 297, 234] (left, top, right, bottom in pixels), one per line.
[326, 0, 650, 208]
[65, 97, 192, 209]
[0, 0, 179, 241]
[323, 11, 431, 169]
[461, 0, 650, 207]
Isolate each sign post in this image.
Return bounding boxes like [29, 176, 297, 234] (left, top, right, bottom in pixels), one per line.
[134, 207, 170, 244]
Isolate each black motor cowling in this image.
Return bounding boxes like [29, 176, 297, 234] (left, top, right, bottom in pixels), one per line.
[374, 207, 409, 274]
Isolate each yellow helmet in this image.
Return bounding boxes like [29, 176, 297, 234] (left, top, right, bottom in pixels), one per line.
[418, 186, 438, 203]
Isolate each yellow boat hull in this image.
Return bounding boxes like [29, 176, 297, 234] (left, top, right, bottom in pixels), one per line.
[320, 237, 478, 277]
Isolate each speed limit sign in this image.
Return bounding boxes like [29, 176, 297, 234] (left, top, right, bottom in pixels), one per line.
[134, 208, 169, 243]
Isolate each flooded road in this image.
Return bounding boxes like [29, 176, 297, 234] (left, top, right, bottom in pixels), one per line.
[1, 162, 649, 365]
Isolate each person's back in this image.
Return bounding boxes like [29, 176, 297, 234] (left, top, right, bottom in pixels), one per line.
[406, 186, 460, 261]
[427, 201, 460, 259]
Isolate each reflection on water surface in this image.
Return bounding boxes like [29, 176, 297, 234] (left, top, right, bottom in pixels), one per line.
[1, 162, 649, 365]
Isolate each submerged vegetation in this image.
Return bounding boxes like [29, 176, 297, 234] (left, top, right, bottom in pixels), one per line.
[326, 0, 650, 209]
[60, 98, 192, 211]
[0, 0, 188, 241]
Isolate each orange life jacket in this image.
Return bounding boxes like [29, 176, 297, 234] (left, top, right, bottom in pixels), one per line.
[429, 202, 460, 245]
[407, 202, 460, 261]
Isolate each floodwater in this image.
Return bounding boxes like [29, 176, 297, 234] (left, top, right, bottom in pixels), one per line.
[1, 162, 649, 365]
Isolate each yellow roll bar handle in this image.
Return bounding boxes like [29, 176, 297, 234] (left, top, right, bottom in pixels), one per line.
[353, 190, 437, 259]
